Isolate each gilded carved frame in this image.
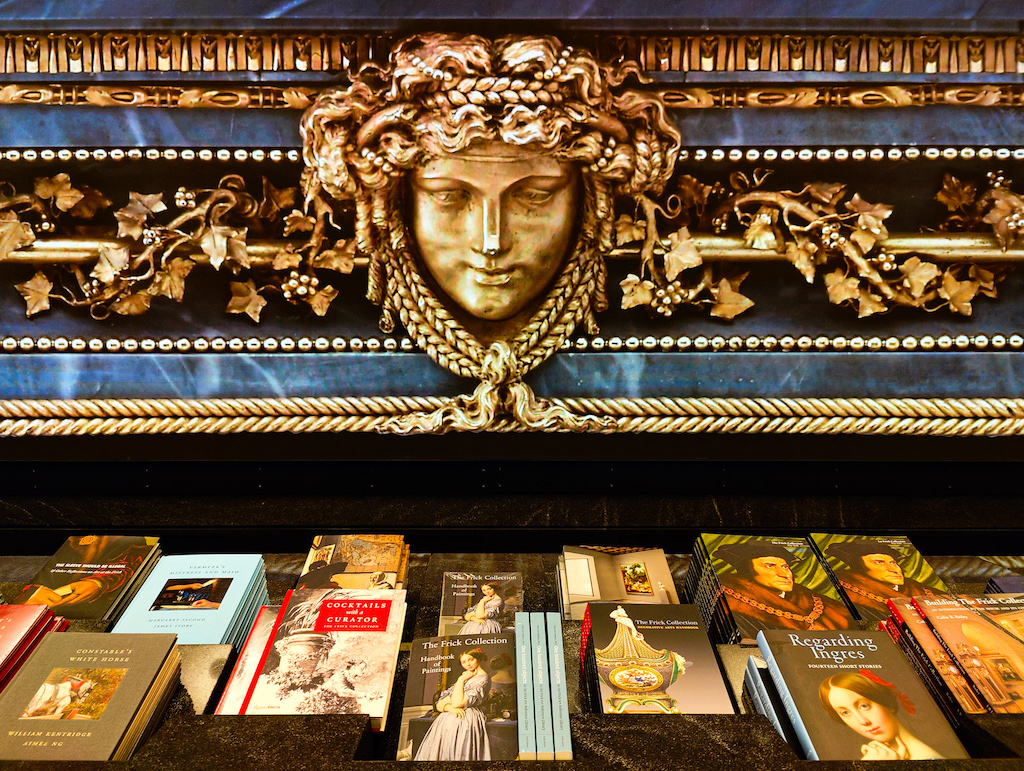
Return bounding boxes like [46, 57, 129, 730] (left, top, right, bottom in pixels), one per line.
[2, 25, 1024, 437]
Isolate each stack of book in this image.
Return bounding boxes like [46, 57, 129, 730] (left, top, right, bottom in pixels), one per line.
[0, 632, 179, 761]
[0, 606, 68, 694]
[516, 612, 572, 761]
[111, 553, 269, 648]
[886, 593, 1024, 718]
[556, 545, 678, 621]
[13, 535, 161, 622]
[685, 533, 856, 644]
[580, 602, 733, 718]
[986, 574, 1024, 594]
[811, 533, 949, 625]
[295, 534, 409, 591]
[236, 587, 407, 729]
[755, 629, 969, 760]
[438, 570, 522, 636]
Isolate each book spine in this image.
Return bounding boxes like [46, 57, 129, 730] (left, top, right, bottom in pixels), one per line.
[910, 597, 995, 714]
[884, 616, 963, 727]
[515, 612, 537, 761]
[756, 631, 819, 761]
[530, 612, 555, 761]
[743, 657, 776, 729]
[238, 590, 291, 715]
[545, 612, 573, 761]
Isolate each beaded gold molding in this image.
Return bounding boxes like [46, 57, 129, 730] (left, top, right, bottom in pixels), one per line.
[1, 32, 1021, 76]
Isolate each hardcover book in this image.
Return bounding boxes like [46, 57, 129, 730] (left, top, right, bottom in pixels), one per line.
[811, 533, 948, 624]
[690, 534, 855, 644]
[913, 594, 1024, 713]
[560, 546, 678, 621]
[0, 632, 179, 761]
[241, 588, 406, 730]
[585, 602, 734, 715]
[297, 534, 408, 591]
[0, 606, 64, 692]
[13, 536, 160, 621]
[214, 604, 280, 715]
[986, 575, 1024, 595]
[111, 554, 268, 647]
[757, 629, 968, 761]
[398, 631, 517, 761]
[886, 597, 988, 719]
[438, 571, 522, 636]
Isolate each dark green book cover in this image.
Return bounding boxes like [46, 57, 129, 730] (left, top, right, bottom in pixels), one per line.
[0, 631, 176, 761]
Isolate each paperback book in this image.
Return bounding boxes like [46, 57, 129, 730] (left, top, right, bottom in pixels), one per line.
[111, 553, 269, 648]
[913, 594, 1024, 713]
[438, 571, 522, 636]
[241, 588, 406, 730]
[398, 631, 517, 761]
[0, 632, 179, 761]
[582, 602, 734, 715]
[811, 533, 948, 624]
[296, 534, 409, 591]
[13, 536, 161, 621]
[986, 574, 1024, 595]
[0, 606, 68, 692]
[688, 534, 855, 644]
[757, 629, 968, 761]
[559, 546, 678, 621]
[214, 604, 280, 715]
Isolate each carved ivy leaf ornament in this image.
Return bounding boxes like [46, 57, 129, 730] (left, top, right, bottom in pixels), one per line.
[786, 238, 819, 283]
[91, 243, 130, 285]
[614, 213, 646, 245]
[16, 271, 52, 317]
[710, 277, 754, 320]
[111, 292, 153, 316]
[662, 226, 702, 281]
[939, 272, 978, 315]
[898, 256, 942, 299]
[257, 178, 298, 222]
[620, 274, 656, 309]
[199, 225, 248, 270]
[67, 186, 113, 220]
[149, 257, 195, 302]
[743, 207, 784, 252]
[307, 283, 339, 317]
[33, 173, 85, 213]
[282, 210, 316, 236]
[0, 212, 34, 260]
[824, 269, 861, 305]
[310, 239, 355, 273]
[115, 191, 167, 239]
[273, 245, 303, 271]
[227, 279, 266, 322]
[936, 174, 977, 212]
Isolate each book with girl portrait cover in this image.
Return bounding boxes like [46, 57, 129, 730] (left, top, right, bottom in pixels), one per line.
[398, 631, 518, 761]
[438, 572, 522, 636]
[756, 629, 967, 761]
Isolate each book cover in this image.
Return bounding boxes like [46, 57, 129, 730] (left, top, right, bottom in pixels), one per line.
[398, 631, 518, 761]
[887, 597, 987, 718]
[986, 575, 1024, 595]
[13, 536, 160, 621]
[297, 534, 406, 590]
[701, 534, 855, 642]
[242, 588, 406, 730]
[587, 602, 734, 714]
[0, 632, 177, 761]
[545, 612, 573, 760]
[112, 554, 265, 645]
[530, 612, 555, 760]
[515, 613, 536, 761]
[214, 604, 280, 715]
[812, 534, 948, 624]
[0, 606, 52, 672]
[437, 571, 522, 636]
[914, 594, 1024, 713]
[757, 629, 968, 761]
[561, 546, 678, 621]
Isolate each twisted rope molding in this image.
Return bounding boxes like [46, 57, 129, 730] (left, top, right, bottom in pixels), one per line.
[2, 395, 1024, 436]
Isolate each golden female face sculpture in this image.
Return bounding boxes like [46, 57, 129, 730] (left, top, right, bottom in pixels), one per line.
[301, 33, 679, 389]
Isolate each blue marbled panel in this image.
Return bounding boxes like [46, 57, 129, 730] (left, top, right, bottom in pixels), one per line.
[0, 0, 1017, 32]
[1, 105, 1020, 150]
[0, 107, 302, 148]
[1, 350, 1023, 400]
[0, 352, 466, 399]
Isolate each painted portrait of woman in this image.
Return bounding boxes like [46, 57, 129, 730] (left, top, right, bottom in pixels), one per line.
[458, 583, 504, 634]
[413, 647, 491, 761]
[818, 671, 942, 760]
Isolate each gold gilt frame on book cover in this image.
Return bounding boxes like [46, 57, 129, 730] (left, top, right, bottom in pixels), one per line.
[2, 10, 1024, 437]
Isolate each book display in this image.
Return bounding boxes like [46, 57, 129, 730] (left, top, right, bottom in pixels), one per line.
[4, 0, 1024, 769]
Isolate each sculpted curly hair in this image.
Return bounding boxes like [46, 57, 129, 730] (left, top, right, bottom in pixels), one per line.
[301, 33, 680, 377]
